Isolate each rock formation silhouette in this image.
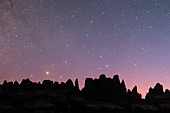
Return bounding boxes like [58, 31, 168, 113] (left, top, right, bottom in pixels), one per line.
[145, 83, 170, 106]
[82, 74, 141, 103]
[0, 74, 169, 113]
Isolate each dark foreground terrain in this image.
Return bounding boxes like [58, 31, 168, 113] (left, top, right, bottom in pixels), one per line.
[0, 74, 170, 113]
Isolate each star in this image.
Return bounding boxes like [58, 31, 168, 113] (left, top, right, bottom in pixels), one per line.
[105, 64, 109, 68]
[99, 56, 103, 58]
[66, 44, 69, 47]
[46, 72, 49, 75]
[86, 34, 89, 37]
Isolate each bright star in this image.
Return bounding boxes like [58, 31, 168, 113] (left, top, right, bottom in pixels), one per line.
[46, 72, 49, 75]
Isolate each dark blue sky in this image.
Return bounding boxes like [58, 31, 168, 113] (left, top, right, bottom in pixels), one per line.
[1, 0, 170, 97]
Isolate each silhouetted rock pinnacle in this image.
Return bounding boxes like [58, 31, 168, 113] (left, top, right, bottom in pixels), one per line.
[145, 83, 170, 105]
[66, 79, 73, 86]
[99, 74, 106, 80]
[21, 78, 32, 86]
[2, 80, 7, 86]
[113, 75, 120, 85]
[120, 80, 126, 94]
[127, 86, 141, 102]
[42, 80, 53, 88]
[132, 86, 137, 93]
[54, 81, 59, 88]
[14, 81, 19, 86]
[154, 83, 163, 94]
[84, 78, 93, 88]
[165, 89, 170, 94]
[75, 78, 79, 91]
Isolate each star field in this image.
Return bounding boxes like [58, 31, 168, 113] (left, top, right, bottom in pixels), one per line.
[1, 0, 170, 97]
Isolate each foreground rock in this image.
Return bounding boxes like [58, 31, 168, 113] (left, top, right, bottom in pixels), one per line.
[0, 75, 169, 113]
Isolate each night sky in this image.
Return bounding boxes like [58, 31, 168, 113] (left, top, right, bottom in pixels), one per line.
[1, 0, 170, 97]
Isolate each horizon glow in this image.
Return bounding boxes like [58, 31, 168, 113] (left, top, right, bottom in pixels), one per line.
[1, 0, 170, 98]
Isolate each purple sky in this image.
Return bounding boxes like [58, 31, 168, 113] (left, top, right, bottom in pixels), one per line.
[1, 0, 170, 97]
